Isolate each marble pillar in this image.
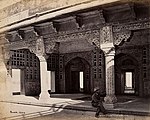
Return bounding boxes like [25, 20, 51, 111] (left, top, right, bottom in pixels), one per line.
[38, 56, 50, 100]
[104, 51, 117, 108]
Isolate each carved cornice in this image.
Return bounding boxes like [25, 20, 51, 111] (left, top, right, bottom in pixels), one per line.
[113, 20, 150, 32]
[114, 31, 131, 46]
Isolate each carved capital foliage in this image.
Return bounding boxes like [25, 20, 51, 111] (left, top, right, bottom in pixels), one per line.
[114, 31, 131, 46]
[100, 26, 113, 44]
[45, 41, 59, 53]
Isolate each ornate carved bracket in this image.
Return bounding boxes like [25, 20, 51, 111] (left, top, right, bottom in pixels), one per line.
[86, 30, 100, 48]
[19, 26, 38, 41]
[34, 22, 57, 35]
[53, 16, 79, 32]
[114, 31, 131, 46]
[5, 31, 22, 42]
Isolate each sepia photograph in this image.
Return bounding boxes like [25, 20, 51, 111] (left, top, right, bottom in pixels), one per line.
[0, 0, 150, 119]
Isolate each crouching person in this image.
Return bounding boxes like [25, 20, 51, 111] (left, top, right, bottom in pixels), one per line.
[91, 89, 107, 118]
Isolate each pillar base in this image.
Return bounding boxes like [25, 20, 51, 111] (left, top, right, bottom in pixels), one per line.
[103, 103, 117, 109]
[39, 91, 50, 100]
[104, 95, 117, 109]
[104, 95, 117, 104]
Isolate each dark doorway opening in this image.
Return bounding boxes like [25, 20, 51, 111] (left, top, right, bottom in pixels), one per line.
[65, 57, 90, 93]
[115, 54, 139, 96]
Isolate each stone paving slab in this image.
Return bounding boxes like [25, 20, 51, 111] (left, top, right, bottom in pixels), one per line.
[0, 95, 150, 120]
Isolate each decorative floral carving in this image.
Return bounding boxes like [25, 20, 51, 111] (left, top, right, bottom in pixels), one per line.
[45, 41, 57, 53]
[35, 36, 45, 56]
[114, 31, 131, 46]
[100, 26, 113, 44]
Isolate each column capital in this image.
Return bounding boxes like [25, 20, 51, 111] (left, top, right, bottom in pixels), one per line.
[36, 54, 49, 62]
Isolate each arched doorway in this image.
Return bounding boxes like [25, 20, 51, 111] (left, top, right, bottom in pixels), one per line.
[115, 54, 139, 95]
[65, 57, 91, 93]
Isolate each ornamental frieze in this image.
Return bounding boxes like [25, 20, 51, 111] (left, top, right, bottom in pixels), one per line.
[44, 29, 100, 48]
[113, 21, 150, 32]
[9, 41, 28, 50]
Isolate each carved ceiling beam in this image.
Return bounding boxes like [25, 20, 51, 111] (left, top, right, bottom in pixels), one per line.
[113, 20, 150, 32]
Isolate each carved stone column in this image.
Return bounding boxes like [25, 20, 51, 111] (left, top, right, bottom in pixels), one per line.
[100, 26, 117, 108]
[104, 50, 117, 105]
[33, 36, 50, 100]
[38, 55, 50, 100]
